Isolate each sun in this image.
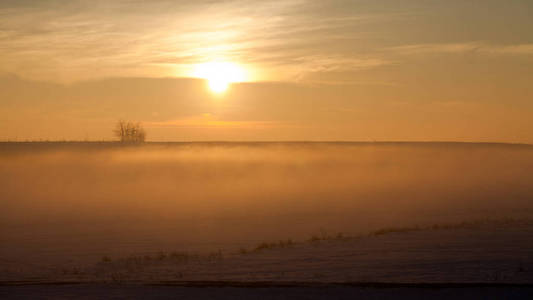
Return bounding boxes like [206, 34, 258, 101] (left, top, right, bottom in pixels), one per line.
[193, 62, 246, 93]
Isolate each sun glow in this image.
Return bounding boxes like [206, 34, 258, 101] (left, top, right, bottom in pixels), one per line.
[193, 62, 246, 93]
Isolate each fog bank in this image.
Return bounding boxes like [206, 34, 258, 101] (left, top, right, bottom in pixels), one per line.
[1, 142, 532, 265]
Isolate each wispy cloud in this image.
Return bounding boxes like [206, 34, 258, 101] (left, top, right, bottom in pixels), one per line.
[483, 44, 533, 55]
[145, 113, 283, 130]
[389, 42, 533, 56]
[0, 0, 391, 82]
[2, 1, 532, 85]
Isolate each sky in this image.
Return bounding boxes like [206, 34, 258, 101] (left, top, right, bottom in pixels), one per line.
[1, 0, 532, 142]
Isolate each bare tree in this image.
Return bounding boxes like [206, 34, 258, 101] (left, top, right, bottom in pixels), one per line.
[114, 120, 146, 143]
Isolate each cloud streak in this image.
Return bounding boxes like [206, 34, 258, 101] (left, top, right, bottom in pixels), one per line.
[145, 114, 284, 130]
[0, 0, 532, 88]
[0, 0, 393, 82]
[389, 42, 533, 56]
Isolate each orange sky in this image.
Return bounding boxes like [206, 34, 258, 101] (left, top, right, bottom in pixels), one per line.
[1, 0, 532, 142]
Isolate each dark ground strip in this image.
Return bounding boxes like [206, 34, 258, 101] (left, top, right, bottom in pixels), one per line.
[3, 280, 533, 287]
[2, 283, 533, 300]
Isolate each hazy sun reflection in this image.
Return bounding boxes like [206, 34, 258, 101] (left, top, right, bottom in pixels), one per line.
[193, 62, 246, 93]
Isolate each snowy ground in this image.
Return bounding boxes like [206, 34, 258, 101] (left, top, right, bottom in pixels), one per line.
[2, 283, 533, 300]
[2, 219, 533, 284]
[2, 143, 533, 298]
[2, 220, 533, 298]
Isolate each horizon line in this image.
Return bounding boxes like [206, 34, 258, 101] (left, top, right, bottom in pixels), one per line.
[0, 140, 532, 146]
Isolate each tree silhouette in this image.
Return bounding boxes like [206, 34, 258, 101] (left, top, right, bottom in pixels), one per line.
[114, 120, 146, 143]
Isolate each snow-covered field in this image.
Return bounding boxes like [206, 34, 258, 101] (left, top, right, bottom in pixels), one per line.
[3, 219, 533, 284]
[2, 283, 533, 300]
[1, 142, 533, 290]
[2, 221, 533, 299]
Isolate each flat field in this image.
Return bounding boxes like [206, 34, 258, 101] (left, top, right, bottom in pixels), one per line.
[1, 142, 533, 285]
